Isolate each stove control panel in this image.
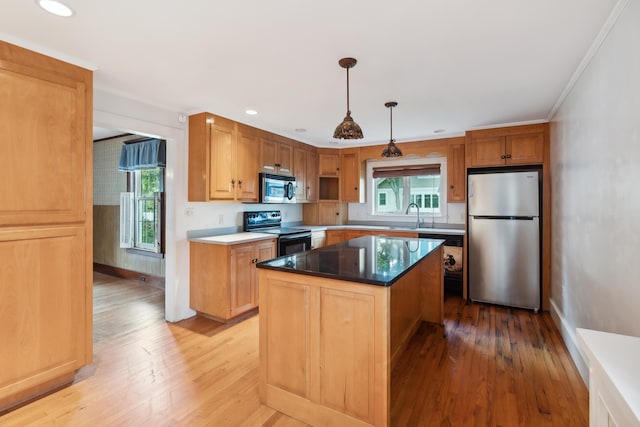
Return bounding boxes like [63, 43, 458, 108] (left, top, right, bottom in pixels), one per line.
[244, 210, 282, 230]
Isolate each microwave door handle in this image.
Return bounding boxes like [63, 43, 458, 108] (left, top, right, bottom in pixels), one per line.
[286, 182, 294, 200]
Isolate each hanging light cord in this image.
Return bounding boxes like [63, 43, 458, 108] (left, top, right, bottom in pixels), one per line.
[346, 67, 351, 113]
[389, 105, 393, 141]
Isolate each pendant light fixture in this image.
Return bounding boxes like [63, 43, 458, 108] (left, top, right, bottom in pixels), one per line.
[333, 57, 364, 140]
[381, 101, 403, 158]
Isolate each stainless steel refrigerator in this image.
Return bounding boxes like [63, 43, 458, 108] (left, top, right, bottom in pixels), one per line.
[468, 170, 540, 311]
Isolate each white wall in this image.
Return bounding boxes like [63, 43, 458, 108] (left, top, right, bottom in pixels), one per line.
[94, 90, 302, 321]
[549, 0, 640, 381]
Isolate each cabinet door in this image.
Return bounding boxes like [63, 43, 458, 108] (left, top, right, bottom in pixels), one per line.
[236, 126, 259, 202]
[0, 57, 87, 226]
[344, 230, 370, 240]
[469, 136, 506, 167]
[293, 148, 307, 201]
[507, 133, 544, 165]
[0, 226, 86, 409]
[447, 143, 466, 202]
[230, 244, 255, 317]
[319, 153, 340, 176]
[306, 150, 319, 202]
[253, 239, 277, 302]
[259, 137, 278, 173]
[208, 120, 237, 200]
[325, 230, 346, 245]
[277, 143, 293, 176]
[318, 203, 341, 225]
[340, 150, 363, 203]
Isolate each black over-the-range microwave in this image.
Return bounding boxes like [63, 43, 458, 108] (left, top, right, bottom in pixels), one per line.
[259, 173, 296, 204]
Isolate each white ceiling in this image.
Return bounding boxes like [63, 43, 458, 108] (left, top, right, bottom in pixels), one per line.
[1, 0, 619, 147]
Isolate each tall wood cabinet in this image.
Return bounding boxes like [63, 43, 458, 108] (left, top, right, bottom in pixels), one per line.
[188, 113, 258, 202]
[447, 141, 466, 202]
[0, 41, 93, 411]
[190, 238, 276, 322]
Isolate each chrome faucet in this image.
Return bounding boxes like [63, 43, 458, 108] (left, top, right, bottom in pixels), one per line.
[405, 202, 420, 228]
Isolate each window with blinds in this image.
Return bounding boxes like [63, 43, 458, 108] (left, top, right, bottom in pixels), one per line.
[372, 163, 442, 216]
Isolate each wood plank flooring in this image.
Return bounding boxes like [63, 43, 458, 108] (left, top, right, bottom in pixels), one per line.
[0, 273, 587, 426]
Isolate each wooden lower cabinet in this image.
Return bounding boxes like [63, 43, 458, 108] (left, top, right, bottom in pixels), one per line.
[325, 230, 346, 245]
[190, 238, 276, 321]
[0, 226, 88, 411]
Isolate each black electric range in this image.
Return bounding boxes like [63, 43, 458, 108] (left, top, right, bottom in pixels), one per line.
[243, 210, 312, 256]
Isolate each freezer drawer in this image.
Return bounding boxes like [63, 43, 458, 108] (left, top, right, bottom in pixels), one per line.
[469, 216, 540, 310]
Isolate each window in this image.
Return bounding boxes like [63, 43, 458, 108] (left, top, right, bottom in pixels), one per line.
[373, 164, 442, 216]
[358, 156, 448, 224]
[131, 168, 164, 253]
[118, 138, 166, 255]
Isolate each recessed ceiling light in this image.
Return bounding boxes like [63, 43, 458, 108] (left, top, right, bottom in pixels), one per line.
[433, 129, 446, 134]
[245, 109, 258, 115]
[37, 0, 74, 17]
[294, 128, 307, 133]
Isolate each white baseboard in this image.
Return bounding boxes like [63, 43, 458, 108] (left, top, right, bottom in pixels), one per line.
[549, 298, 589, 386]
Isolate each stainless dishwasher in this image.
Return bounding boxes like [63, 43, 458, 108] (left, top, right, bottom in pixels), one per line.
[419, 233, 463, 296]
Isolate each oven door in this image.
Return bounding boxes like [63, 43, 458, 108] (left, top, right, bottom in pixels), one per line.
[278, 233, 312, 256]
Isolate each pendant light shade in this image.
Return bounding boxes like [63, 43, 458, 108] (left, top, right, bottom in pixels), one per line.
[333, 57, 364, 140]
[381, 101, 403, 158]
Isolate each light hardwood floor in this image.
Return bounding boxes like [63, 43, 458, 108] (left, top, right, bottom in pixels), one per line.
[0, 273, 587, 426]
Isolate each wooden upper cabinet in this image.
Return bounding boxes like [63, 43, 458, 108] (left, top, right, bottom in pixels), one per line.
[188, 113, 258, 202]
[293, 147, 307, 202]
[319, 152, 340, 176]
[340, 149, 364, 203]
[235, 124, 259, 201]
[0, 53, 88, 226]
[467, 124, 546, 167]
[305, 150, 319, 202]
[507, 132, 544, 165]
[259, 134, 293, 176]
[208, 117, 237, 200]
[447, 142, 466, 202]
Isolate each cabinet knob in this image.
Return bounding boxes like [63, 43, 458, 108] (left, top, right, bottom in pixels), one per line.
[238, 179, 242, 188]
[506, 154, 512, 159]
[336, 212, 339, 216]
[252, 258, 258, 264]
[354, 187, 358, 191]
[500, 154, 506, 159]
[450, 184, 454, 189]
[231, 179, 236, 188]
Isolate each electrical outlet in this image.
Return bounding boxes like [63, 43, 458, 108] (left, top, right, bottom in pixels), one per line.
[218, 214, 224, 224]
[185, 208, 194, 217]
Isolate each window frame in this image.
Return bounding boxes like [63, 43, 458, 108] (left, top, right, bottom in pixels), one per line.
[364, 156, 448, 224]
[126, 168, 165, 256]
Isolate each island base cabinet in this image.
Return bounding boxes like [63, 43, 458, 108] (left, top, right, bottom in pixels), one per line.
[259, 270, 389, 427]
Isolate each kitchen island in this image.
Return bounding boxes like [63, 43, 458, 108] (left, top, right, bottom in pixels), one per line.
[256, 235, 444, 427]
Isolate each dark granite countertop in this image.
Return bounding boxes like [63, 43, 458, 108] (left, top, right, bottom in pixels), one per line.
[256, 235, 444, 287]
